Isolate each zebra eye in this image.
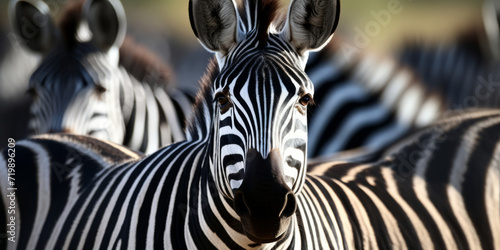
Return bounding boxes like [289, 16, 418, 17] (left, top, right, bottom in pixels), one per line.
[299, 94, 312, 106]
[95, 85, 107, 94]
[215, 93, 229, 108]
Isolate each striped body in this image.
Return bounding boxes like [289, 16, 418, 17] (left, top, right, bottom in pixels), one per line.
[308, 109, 500, 249]
[398, 32, 500, 109]
[306, 41, 445, 157]
[2, 110, 499, 249]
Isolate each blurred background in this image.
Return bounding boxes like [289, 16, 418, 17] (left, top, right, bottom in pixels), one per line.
[0, 0, 486, 88]
[0, 0, 489, 143]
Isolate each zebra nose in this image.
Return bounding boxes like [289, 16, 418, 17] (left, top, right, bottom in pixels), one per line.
[234, 189, 296, 218]
[233, 186, 296, 243]
[281, 192, 297, 217]
[232, 148, 297, 243]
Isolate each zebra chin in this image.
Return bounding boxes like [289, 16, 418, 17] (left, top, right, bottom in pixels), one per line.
[235, 195, 294, 244]
[240, 218, 290, 244]
[232, 148, 297, 243]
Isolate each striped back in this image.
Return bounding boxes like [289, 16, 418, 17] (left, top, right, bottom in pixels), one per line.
[398, 4, 500, 111]
[305, 109, 500, 249]
[305, 0, 500, 159]
[306, 39, 446, 158]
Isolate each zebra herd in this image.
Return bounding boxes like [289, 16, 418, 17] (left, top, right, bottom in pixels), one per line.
[1, 0, 499, 249]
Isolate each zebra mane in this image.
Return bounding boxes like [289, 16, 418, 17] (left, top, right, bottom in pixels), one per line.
[58, 0, 85, 47]
[186, 58, 220, 140]
[237, 0, 283, 46]
[119, 36, 174, 87]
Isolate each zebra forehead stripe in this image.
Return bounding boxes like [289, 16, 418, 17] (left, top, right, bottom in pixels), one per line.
[237, 0, 282, 43]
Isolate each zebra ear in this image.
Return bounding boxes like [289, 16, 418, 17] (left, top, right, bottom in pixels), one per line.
[83, 0, 126, 51]
[189, 0, 238, 54]
[283, 0, 340, 54]
[9, 0, 57, 53]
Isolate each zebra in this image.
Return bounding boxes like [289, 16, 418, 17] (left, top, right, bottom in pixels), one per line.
[307, 0, 500, 160]
[305, 38, 446, 158]
[2, 0, 499, 249]
[9, 0, 193, 154]
[397, 0, 500, 111]
[305, 108, 500, 249]
[397, 35, 500, 109]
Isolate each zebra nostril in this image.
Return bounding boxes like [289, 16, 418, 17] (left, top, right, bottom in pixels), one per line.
[234, 191, 250, 217]
[280, 192, 297, 218]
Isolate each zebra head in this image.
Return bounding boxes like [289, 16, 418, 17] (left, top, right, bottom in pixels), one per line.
[190, 0, 339, 243]
[10, 0, 127, 142]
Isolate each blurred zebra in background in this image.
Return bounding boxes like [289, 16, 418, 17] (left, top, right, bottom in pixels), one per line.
[398, 34, 500, 110]
[10, 0, 193, 154]
[305, 39, 446, 158]
[305, 0, 500, 159]
[397, 0, 500, 110]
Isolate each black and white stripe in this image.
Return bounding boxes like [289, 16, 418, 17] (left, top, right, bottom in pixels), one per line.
[11, 0, 192, 154]
[3, 111, 500, 248]
[306, 41, 446, 158]
[307, 108, 500, 249]
[306, 0, 500, 159]
[397, 9, 500, 110]
[1, 0, 499, 249]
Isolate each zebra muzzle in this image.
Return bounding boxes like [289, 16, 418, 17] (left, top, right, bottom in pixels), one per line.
[233, 148, 297, 243]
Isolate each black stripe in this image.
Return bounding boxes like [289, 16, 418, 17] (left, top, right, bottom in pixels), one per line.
[424, 117, 490, 249]
[134, 145, 186, 248]
[305, 177, 337, 249]
[310, 94, 378, 155]
[359, 167, 423, 250]
[56, 163, 124, 248]
[463, 118, 500, 250]
[69, 166, 131, 249]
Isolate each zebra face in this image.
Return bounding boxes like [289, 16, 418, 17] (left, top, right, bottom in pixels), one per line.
[27, 46, 124, 143]
[13, 0, 127, 142]
[212, 45, 314, 193]
[210, 48, 313, 242]
[190, 0, 339, 244]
